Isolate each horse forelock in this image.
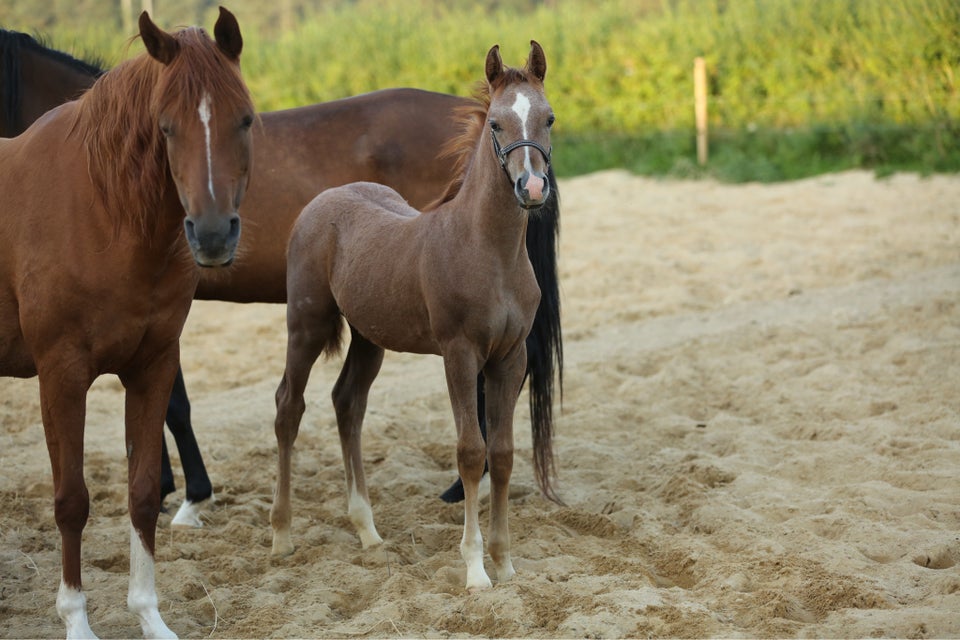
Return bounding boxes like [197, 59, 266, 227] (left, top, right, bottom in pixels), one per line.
[73, 26, 251, 236]
[151, 28, 252, 131]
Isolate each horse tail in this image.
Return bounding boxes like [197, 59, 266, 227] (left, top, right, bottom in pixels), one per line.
[525, 166, 564, 504]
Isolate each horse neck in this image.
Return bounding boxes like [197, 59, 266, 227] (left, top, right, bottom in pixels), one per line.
[446, 136, 529, 261]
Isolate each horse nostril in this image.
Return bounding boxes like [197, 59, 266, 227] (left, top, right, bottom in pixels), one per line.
[515, 176, 527, 195]
[228, 215, 241, 240]
[183, 218, 196, 240]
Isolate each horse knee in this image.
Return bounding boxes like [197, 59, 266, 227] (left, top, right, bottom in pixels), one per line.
[54, 487, 90, 533]
[275, 378, 306, 419]
[457, 437, 486, 481]
[128, 479, 161, 532]
[274, 379, 305, 445]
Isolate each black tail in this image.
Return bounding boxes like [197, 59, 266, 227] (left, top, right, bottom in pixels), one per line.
[524, 166, 563, 504]
[438, 168, 563, 505]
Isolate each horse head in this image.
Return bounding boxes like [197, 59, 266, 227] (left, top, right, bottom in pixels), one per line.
[485, 41, 553, 210]
[140, 8, 254, 267]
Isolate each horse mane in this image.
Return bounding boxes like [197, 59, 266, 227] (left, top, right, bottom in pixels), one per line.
[426, 66, 541, 211]
[0, 29, 103, 133]
[71, 27, 252, 235]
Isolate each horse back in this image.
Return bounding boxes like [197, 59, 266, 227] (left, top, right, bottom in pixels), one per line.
[290, 181, 441, 354]
[199, 88, 471, 304]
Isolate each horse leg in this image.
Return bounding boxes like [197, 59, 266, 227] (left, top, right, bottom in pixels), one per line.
[160, 436, 175, 508]
[37, 367, 96, 639]
[438, 372, 488, 503]
[482, 347, 526, 584]
[119, 353, 179, 640]
[270, 313, 333, 557]
[164, 367, 213, 528]
[332, 326, 385, 549]
[442, 345, 491, 591]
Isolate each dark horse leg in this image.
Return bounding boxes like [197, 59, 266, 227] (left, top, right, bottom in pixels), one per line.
[440, 168, 562, 503]
[161, 366, 213, 527]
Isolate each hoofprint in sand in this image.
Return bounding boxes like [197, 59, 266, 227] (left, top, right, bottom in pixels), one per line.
[2, 170, 958, 638]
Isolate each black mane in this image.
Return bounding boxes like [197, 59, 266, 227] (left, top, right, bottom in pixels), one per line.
[0, 28, 104, 134]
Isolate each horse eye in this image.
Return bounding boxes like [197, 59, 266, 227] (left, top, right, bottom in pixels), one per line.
[490, 121, 501, 133]
[159, 123, 174, 137]
[239, 114, 253, 130]
[547, 114, 556, 128]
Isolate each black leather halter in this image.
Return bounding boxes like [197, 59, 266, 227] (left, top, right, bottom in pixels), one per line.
[491, 128, 552, 180]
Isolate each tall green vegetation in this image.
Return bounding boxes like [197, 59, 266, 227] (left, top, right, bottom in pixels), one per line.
[3, 0, 957, 181]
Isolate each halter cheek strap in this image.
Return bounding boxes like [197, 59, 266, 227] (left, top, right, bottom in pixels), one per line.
[491, 129, 552, 180]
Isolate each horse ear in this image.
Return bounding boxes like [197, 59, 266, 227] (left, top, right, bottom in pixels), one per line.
[214, 6, 243, 61]
[139, 11, 179, 65]
[526, 40, 547, 82]
[485, 44, 503, 86]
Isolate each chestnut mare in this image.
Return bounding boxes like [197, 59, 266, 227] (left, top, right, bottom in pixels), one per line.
[272, 42, 556, 592]
[0, 29, 562, 522]
[0, 10, 254, 638]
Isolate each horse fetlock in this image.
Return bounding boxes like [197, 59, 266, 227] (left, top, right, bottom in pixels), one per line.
[132, 606, 177, 640]
[465, 566, 494, 592]
[460, 532, 492, 591]
[495, 557, 516, 583]
[348, 495, 383, 548]
[57, 582, 97, 640]
[170, 496, 211, 529]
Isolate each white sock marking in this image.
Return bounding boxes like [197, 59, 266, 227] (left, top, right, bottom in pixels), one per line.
[347, 474, 383, 548]
[57, 581, 96, 639]
[198, 92, 215, 200]
[128, 526, 176, 639]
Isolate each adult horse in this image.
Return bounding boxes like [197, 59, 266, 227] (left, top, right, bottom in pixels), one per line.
[0, 9, 254, 638]
[272, 41, 557, 592]
[0, 29, 562, 522]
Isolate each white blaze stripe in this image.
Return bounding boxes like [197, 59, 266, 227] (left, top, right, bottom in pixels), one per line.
[510, 91, 535, 173]
[198, 92, 215, 199]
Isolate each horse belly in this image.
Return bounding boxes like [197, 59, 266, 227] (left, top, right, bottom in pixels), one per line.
[336, 283, 439, 355]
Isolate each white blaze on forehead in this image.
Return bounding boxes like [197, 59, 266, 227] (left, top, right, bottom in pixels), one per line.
[198, 91, 215, 200]
[511, 91, 532, 137]
[510, 90, 535, 173]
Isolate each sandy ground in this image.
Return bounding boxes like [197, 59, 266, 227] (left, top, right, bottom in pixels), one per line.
[2, 169, 959, 638]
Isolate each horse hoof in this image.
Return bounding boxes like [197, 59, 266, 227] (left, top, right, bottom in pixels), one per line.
[466, 576, 494, 593]
[359, 530, 384, 549]
[271, 533, 295, 557]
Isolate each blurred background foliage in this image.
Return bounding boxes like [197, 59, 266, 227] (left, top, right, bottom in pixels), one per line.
[1, 0, 958, 180]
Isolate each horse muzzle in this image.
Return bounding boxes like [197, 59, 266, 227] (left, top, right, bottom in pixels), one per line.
[184, 213, 241, 267]
[514, 170, 550, 210]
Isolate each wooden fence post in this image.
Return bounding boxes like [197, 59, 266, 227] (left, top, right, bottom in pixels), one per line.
[694, 56, 708, 165]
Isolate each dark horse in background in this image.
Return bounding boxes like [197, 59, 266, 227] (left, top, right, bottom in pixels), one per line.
[0, 26, 563, 523]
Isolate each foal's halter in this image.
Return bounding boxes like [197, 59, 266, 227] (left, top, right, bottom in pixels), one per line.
[491, 128, 552, 180]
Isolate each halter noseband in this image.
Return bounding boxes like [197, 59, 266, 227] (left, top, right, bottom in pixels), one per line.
[491, 129, 552, 179]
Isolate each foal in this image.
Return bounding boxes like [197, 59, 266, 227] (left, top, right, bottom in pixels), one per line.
[271, 41, 555, 591]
